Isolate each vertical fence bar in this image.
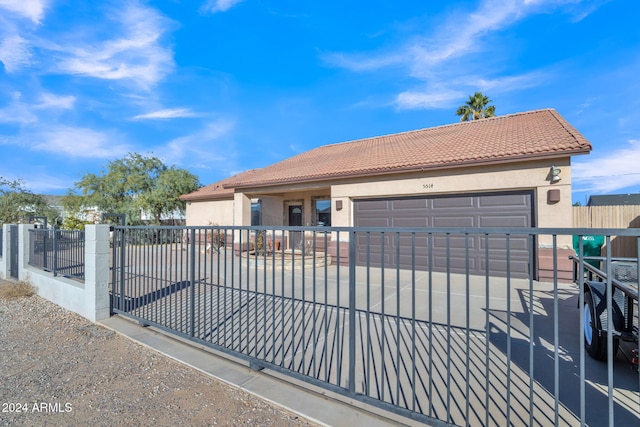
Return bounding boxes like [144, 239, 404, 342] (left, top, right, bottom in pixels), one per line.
[119, 227, 126, 313]
[348, 230, 356, 393]
[605, 235, 614, 427]
[366, 232, 371, 397]
[43, 229, 48, 271]
[411, 232, 416, 413]
[290, 229, 296, 370]
[53, 229, 58, 276]
[528, 233, 535, 427]
[301, 231, 307, 374]
[484, 233, 490, 427]
[553, 234, 559, 426]
[395, 232, 401, 404]
[111, 228, 117, 313]
[465, 232, 470, 426]
[428, 232, 434, 419]
[506, 234, 512, 426]
[381, 231, 386, 401]
[446, 233, 451, 425]
[190, 228, 196, 337]
[336, 230, 342, 386]
[578, 236, 586, 427]
[323, 229, 328, 383]
[312, 231, 317, 377]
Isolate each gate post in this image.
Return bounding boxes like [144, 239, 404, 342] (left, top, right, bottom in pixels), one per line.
[0, 225, 10, 279]
[84, 224, 111, 321]
[17, 224, 34, 281]
[348, 230, 356, 393]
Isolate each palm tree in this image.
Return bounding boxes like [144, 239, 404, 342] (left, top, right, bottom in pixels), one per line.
[455, 92, 496, 121]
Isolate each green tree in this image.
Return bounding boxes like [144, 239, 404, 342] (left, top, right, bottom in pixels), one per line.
[456, 92, 496, 121]
[138, 167, 201, 224]
[60, 193, 97, 229]
[0, 177, 60, 225]
[71, 153, 201, 225]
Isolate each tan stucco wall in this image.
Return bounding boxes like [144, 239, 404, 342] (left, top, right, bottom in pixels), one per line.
[186, 158, 576, 246]
[185, 199, 235, 226]
[256, 196, 283, 226]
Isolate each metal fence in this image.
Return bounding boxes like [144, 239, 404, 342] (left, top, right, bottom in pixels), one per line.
[109, 225, 640, 426]
[28, 228, 86, 280]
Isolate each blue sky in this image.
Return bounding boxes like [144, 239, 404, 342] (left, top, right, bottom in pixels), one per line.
[0, 0, 638, 204]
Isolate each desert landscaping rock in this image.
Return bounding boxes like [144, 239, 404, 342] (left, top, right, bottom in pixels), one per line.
[0, 288, 318, 427]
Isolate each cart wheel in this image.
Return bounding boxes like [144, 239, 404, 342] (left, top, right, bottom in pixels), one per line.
[584, 291, 619, 361]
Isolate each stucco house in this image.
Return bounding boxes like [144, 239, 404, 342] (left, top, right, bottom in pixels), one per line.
[181, 108, 591, 280]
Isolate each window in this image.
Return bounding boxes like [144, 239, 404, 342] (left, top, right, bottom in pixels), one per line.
[314, 199, 331, 226]
[251, 201, 261, 226]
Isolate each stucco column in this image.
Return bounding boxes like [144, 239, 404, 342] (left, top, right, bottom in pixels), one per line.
[18, 224, 35, 282]
[0, 225, 10, 279]
[233, 193, 252, 226]
[84, 224, 111, 321]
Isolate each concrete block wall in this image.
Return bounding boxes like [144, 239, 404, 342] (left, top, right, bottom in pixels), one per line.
[1, 224, 111, 322]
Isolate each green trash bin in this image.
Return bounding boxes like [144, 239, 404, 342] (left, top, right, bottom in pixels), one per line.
[573, 235, 604, 268]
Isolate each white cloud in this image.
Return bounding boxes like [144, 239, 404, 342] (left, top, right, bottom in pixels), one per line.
[35, 93, 76, 110]
[0, 91, 75, 123]
[53, 3, 175, 89]
[31, 126, 131, 159]
[0, 0, 48, 24]
[0, 35, 32, 72]
[468, 71, 547, 93]
[0, 101, 38, 124]
[321, 51, 403, 72]
[573, 140, 640, 193]
[201, 0, 245, 14]
[131, 108, 199, 120]
[396, 88, 465, 110]
[323, 0, 599, 110]
[158, 119, 235, 167]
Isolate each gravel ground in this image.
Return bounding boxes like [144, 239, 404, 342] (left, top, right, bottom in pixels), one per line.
[0, 284, 319, 427]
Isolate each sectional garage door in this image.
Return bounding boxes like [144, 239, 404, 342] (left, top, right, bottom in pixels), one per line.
[353, 192, 534, 278]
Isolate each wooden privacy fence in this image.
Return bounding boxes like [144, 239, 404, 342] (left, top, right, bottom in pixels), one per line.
[573, 205, 640, 258]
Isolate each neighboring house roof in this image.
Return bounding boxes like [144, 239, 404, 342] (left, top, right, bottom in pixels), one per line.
[587, 194, 640, 206]
[42, 195, 65, 208]
[181, 108, 591, 200]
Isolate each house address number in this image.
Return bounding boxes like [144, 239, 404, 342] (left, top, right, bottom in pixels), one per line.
[422, 183, 434, 189]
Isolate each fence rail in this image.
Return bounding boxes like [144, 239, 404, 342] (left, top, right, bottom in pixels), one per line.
[110, 225, 640, 426]
[28, 228, 85, 280]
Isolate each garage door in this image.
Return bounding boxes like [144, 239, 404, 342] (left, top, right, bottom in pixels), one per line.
[353, 192, 534, 278]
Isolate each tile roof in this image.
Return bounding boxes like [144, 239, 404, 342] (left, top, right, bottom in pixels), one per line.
[180, 170, 260, 201]
[223, 109, 591, 189]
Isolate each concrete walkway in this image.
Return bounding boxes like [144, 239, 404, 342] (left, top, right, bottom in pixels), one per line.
[99, 315, 424, 427]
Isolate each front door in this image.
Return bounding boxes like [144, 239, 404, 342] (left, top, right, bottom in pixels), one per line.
[288, 205, 303, 249]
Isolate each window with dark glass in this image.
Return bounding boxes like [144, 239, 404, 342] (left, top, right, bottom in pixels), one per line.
[315, 199, 331, 226]
[251, 201, 261, 226]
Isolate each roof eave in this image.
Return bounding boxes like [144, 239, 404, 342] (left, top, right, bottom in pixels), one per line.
[227, 148, 591, 190]
[179, 193, 234, 202]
